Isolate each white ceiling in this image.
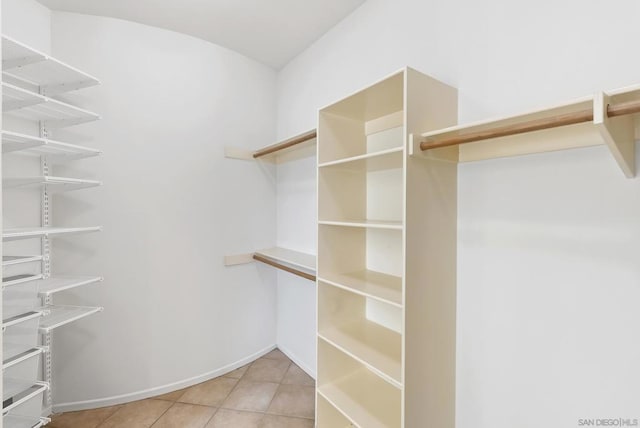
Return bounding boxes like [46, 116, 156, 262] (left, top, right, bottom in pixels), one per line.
[36, 0, 366, 69]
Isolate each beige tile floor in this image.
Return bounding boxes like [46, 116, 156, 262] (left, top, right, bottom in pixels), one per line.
[49, 349, 315, 428]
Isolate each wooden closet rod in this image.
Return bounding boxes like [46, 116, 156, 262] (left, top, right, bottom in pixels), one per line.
[252, 254, 316, 281]
[420, 99, 640, 151]
[253, 129, 317, 158]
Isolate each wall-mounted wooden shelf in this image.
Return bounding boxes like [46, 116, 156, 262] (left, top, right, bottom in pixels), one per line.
[225, 247, 316, 281]
[414, 85, 640, 178]
[225, 129, 317, 164]
[253, 247, 316, 281]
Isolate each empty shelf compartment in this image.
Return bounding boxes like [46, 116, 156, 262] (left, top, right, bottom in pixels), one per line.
[3, 378, 48, 414]
[317, 394, 354, 428]
[3, 34, 99, 95]
[3, 226, 101, 241]
[319, 71, 404, 164]
[3, 344, 43, 370]
[2, 82, 100, 128]
[319, 270, 402, 307]
[317, 340, 401, 428]
[319, 281, 402, 386]
[319, 226, 403, 283]
[318, 146, 403, 169]
[2, 130, 101, 160]
[39, 305, 103, 333]
[37, 275, 103, 297]
[3, 176, 101, 191]
[318, 143, 403, 228]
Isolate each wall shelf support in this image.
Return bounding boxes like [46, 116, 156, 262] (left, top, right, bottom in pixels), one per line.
[595, 92, 636, 178]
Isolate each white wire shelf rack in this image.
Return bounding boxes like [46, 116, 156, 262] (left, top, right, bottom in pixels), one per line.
[3, 343, 44, 370]
[2, 310, 43, 330]
[2, 34, 99, 95]
[2, 82, 100, 128]
[2, 256, 43, 267]
[3, 176, 102, 192]
[4, 415, 50, 428]
[2, 130, 101, 160]
[2, 274, 43, 288]
[2, 379, 48, 414]
[39, 305, 103, 333]
[3, 226, 102, 242]
[37, 276, 103, 297]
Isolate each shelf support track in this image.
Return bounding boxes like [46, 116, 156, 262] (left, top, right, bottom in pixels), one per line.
[40, 119, 54, 410]
[595, 92, 636, 178]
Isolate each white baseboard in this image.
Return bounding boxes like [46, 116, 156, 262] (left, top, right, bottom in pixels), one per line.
[277, 344, 316, 380]
[52, 344, 276, 413]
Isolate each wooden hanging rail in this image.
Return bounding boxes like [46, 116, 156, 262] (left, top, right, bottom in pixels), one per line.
[253, 129, 317, 158]
[252, 254, 316, 281]
[420, 99, 640, 151]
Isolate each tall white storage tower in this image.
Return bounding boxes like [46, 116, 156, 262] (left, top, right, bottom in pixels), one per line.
[316, 68, 458, 427]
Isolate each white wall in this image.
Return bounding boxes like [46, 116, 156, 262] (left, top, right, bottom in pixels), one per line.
[276, 0, 640, 426]
[44, 12, 278, 410]
[275, 155, 317, 375]
[2, 0, 50, 53]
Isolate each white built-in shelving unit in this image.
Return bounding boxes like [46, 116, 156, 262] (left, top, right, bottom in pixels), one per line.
[1, 33, 104, 423]
[316, 68, 458, 427]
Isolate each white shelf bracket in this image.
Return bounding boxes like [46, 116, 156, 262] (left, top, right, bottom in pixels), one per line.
[224, 146, 254, 161]
[594, 92, 636, 178]
[224, 253, 254, 266]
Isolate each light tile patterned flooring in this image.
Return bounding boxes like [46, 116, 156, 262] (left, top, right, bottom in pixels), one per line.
[49, 349, 315, 428]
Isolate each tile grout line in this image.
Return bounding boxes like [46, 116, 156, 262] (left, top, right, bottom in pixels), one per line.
[148, 401, 185, 428]
[261, 360, 293, 421]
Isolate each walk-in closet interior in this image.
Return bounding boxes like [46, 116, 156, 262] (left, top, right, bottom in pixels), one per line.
[1, 0, 640, 427]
